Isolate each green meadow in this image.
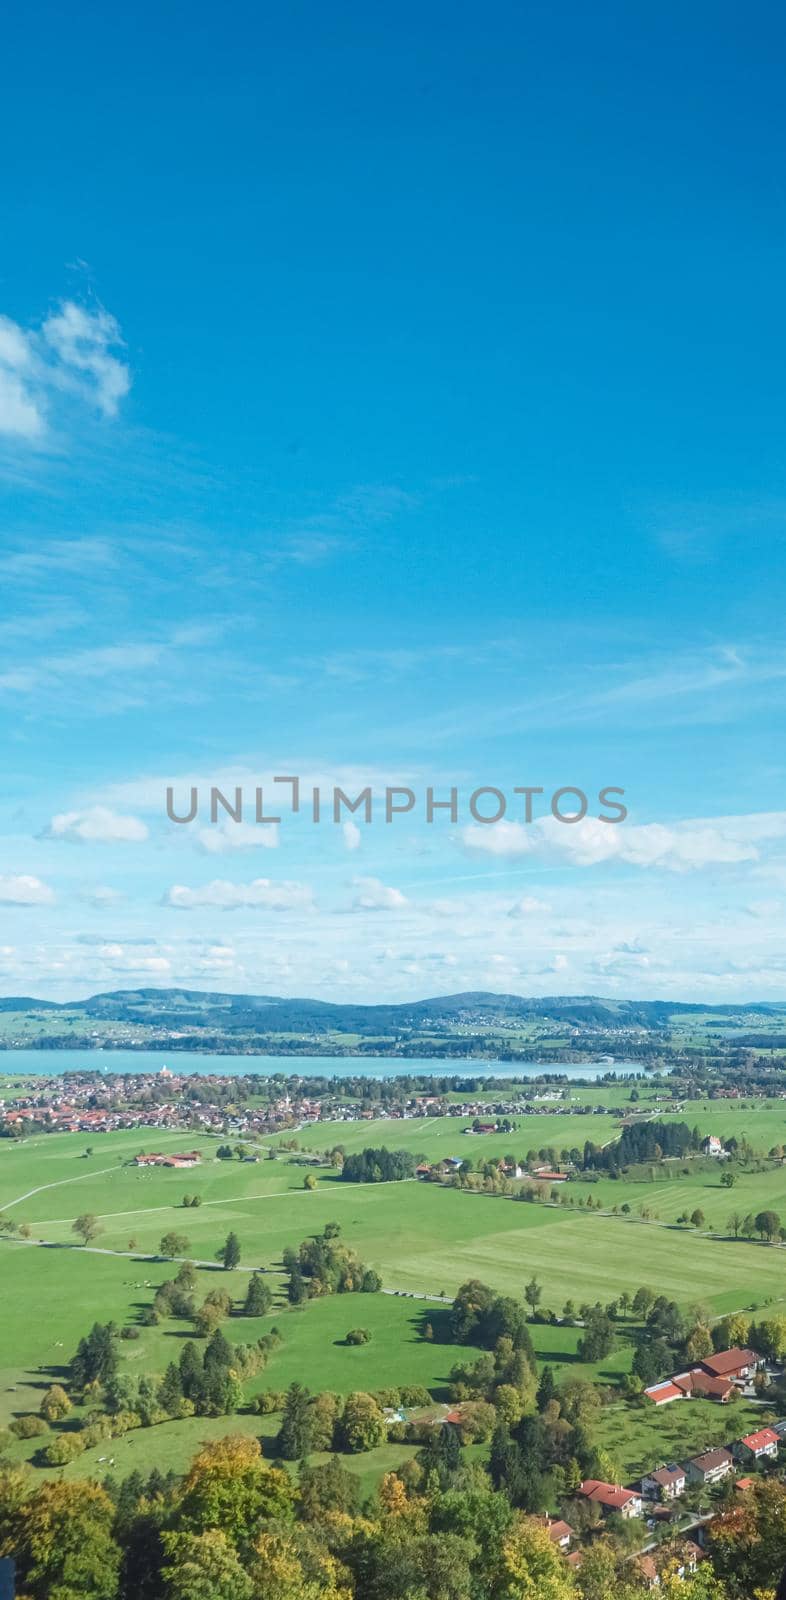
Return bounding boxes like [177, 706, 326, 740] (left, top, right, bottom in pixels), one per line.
[3, 1097, 786, 1490]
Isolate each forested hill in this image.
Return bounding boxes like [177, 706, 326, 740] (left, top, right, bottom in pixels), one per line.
[3, 986, 786, 1033]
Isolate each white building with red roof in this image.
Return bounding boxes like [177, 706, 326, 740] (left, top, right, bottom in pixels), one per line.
[734, 1427, 779, 1463]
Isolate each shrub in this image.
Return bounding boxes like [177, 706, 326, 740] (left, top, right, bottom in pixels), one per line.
[111, 1410, 142, 1434]
[400, 1384, 431, 1407]
[253, 1390, 286, 1414]
[10, 1414, 48, 1439]
[40, 1384, 72, 1422]
[345, 1328, 371, 1345]
[81, 1420, 112, 1448]
[120, 1326, 141, 1341]
[45, 1433, 86, 1465]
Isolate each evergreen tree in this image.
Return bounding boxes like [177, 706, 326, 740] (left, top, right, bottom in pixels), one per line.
[277, 1382, 312, 1459]
[537, 1364, 557, 1411]
[158, 1362, 184, 1414]
[219, 1231, 241, 1270]
[243, 1273, 272, 1317]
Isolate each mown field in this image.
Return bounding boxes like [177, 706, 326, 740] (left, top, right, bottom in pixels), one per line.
[4, 1096, 786, 1492]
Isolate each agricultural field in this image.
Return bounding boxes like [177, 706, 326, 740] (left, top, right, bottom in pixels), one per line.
[4, 1098, 786, 1495]
[4, 1131, 786, 1318]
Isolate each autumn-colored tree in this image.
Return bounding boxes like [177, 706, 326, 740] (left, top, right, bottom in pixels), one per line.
[160, 1231, 191, 1259]
[39, 1383, 71, 1422]
[488, 1517, 577, 1599]
[685, 1323, 714, 1362]
[174, 1435, 296, 1548]
[12, 1479, 121, 1600]
[160, 1528, 254, 1600]
[709, 1478, 786, 1597]
[72, 1213, 102, 1246]
[249, 1529, 353, 1600]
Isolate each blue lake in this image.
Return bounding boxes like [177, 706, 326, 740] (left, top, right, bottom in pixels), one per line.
[0, 1048, 640, 1081]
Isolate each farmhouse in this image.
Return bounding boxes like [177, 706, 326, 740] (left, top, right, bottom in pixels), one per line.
[686, 1448, 734, 1486]
[734, 1427, 779, 1463]
[641, 1465, 686, 1500]
[578, 1480, 642, 1518]
[700, 1347, 759, 1384]
[701, 1135, 725, 1157]
[134, 1151, 202, 1169]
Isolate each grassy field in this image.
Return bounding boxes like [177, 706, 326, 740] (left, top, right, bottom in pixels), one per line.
[5, 1126, 786, 1316]
[0, 1238, 641, 1488]
[4, 1106, 786, 1495]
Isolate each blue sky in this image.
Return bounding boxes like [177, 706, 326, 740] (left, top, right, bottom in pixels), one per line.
[0, 0, 785, 1002]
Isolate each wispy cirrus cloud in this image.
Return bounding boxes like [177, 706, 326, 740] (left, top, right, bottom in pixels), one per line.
[0, 300, 130, 443]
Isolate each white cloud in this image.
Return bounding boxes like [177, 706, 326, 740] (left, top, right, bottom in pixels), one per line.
[41, 302, 130, 417]
[197, 821, 279, 854]
[164, 878, 314, 911]
[343, 820, 361, 852]
[0, 317, 44, 438]
[81, 885, 125, 906]
[0, 874, 55, 905]
[507, 895, 551, 916]
[0, 300, 130, 442]
[352, 876, 408, 910]
[46, 805, 149, 844]
[461, 810, 786, 873]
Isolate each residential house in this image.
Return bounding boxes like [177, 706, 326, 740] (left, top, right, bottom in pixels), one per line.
[686, 1448, 734, 1486]
[635, 1555, 660, 1590]
[641, 1465, 686, 1500]
[734, 1427, 779, 1464]
[701, 1135, 725, 1157]
[578, 1480, 642, 1518]
[532, 1517, 573, 1551]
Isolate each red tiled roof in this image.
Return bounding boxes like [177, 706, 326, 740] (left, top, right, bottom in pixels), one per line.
[740, 1427, 779, 1452]
[645, 1381, 683, 1403]
[546, 1520, 573, 1543]
[690, 1372, 734, 1399]
[579, 1479, 638, 1509]
[701, 1347, 756, 1377]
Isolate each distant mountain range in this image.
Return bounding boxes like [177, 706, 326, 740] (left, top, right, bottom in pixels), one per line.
[2, 987, 786, 1036]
